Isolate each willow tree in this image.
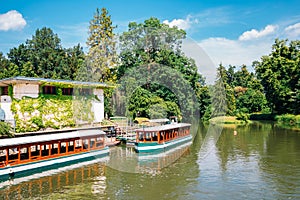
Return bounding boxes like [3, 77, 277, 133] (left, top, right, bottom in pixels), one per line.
[86, 8, 117, 83]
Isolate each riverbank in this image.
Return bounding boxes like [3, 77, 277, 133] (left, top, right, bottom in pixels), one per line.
[209, 116, 247, 124]
[209, 114, 300, 131]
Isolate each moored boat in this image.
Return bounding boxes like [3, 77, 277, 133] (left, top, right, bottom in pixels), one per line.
[134, 123, 192, 153]
[0, 129, 109, 182]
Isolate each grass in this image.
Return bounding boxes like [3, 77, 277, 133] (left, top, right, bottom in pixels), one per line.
[209, 116, 246, 124]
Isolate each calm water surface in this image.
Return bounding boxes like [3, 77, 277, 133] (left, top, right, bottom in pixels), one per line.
[1, 121, 300, 200]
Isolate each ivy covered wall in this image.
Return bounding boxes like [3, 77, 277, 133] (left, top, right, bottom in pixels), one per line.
[11, 95, 94, 133]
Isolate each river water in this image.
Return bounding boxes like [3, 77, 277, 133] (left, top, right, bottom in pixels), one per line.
[0, 121, 300, 200]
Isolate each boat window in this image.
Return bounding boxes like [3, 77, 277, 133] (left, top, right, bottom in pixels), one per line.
[8, 148, 18, 164]
[75, 139, 82, 151]
[68, 141, 74, 152]
[60, 142, 67, 154]
[51, 143, 59, 155]
[0, 149, 6, 166]
[96, 137, 104, 147]
[41, 144, 50, 157]
[83, 139, 89, 149]
[20, 147, 29, 161]
[89, 138, 94, 149]
[31, 145, 40, 159]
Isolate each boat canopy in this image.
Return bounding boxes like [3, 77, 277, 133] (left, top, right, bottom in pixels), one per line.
[148, 118, 170, 124]
[135, 123, 191, 132]
[0, 129, 105, 148]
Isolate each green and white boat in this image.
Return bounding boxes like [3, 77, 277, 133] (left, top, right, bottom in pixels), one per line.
[134, 123, 192, 153]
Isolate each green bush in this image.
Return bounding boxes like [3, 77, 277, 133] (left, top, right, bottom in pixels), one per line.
[275, 114, 298, 125]
[236, 112, 249, 123]
[0, 121, 13, 137]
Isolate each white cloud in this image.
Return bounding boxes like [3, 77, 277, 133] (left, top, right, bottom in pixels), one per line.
[239, 25, 277, 41]
[163, 15, 197, 30]
[181, 37, 273, 84]
[182, 39, 216, 84]
[199, 37, 272, 66]
[0, 10, 26, 31]
[284, 23, 300, 38]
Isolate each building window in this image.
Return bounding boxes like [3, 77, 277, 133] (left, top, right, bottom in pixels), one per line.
[1, 86, 8, 95]
[43, 86, 56, 95]
[62, 88, 73, 95]
[75, 88, 92, 96]
[81, 88, 92, 96]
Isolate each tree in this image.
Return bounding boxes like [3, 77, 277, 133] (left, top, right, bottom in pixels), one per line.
[117, 17, 207, 120]
[118, 17, 186, 79]
[86, 8, 118, 118]
[20, 62, 37, 77]
[254, 39, 300, 114]
[8, 27, 84, 80]
[214, 64, 235, 116]
[86, 8, 117, 83]
[212, 64, 268, 117]
[0, 52, 13, 79]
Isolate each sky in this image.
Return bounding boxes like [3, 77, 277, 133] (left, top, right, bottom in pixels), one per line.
[0, 0, 300, 82]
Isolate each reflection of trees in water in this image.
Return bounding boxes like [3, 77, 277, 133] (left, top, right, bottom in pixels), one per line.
[0, 163, 106, 200]
[104, 132, 202, 200]
[214, 121, 300, 198]
[215, 122, 271, 171]
[258, 125, 300, 198]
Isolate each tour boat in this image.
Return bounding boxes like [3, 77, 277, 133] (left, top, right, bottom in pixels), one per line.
[0, 129, 109, 182]
[134, 123, 192, 153]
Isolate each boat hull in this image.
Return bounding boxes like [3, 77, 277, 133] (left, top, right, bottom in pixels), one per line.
[0, 147, 109, 183]
[134, 135, 192, 153]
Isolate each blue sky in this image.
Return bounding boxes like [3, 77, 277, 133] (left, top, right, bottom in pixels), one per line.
[1, 0, 300, 75]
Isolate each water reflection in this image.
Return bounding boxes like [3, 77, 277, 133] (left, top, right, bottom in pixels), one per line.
[0, 160, 107, 200]
[107, 141, 192, 175]
[1, 122, 300, 199]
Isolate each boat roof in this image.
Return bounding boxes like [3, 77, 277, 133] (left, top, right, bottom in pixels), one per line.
[0, 129, 106, 148]
[148, 118, 169, 123]
[135, 123, 191, 132]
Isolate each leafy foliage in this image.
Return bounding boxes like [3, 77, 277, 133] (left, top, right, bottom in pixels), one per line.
[11, 94, 95, 133]
[5, 27, 85, 80]
[127, 86, 181, 120]
[117, 17, 207, 121]
[212, 64, 268, 118]
[0, 121, 13, 137]
[254, 39, 300, 114]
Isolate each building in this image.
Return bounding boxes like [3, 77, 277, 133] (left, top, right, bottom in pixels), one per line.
[0, 76, 108, 132]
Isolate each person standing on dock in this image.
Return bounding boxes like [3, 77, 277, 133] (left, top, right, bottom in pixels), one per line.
[0, 106, 5, 122]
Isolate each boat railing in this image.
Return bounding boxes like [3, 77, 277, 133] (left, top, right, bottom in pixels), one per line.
[0, 135, 106, 168]
[136, 127, 191, 144]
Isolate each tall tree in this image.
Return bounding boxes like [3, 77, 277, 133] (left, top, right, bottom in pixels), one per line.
[86, 8, 118, 118]
[86, 8, 117, 83]
[253, 39, 300, 114]
[117, 17, 207, 120]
